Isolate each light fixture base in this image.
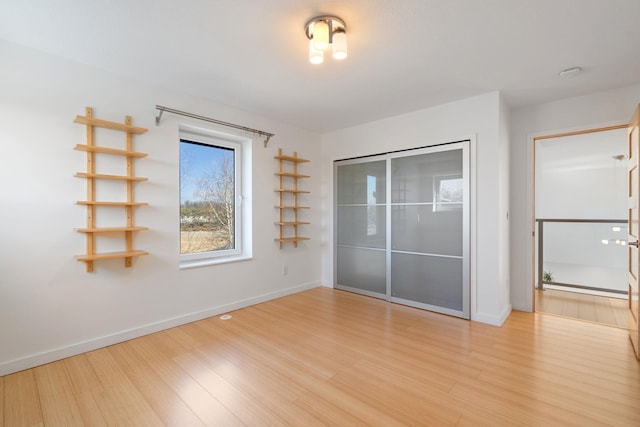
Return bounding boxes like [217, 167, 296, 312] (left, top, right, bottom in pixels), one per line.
[304, 15, 346, 40]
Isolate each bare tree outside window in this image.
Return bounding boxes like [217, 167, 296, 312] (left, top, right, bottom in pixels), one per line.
[180, 140, 235, 254]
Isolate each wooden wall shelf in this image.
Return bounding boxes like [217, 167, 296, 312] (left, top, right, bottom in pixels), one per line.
[76, 201, 148, 207]
[74, 144, 148, 158]
[76, 250, 149, 262]
[74, 172, 148, 181]
[73, 115, 148, 134]
[274, 148, 310, 248]
[74, 107, 149, 272]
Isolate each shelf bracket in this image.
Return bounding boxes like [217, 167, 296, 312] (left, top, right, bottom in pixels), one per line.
[155, 108, 164, 126]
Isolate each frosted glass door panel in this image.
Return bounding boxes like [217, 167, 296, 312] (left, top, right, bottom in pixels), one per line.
[337, 206, 386, 248]
[337, 246, 386, 295]
[391, 150, 462, 204]
[336, 158, 388, 297]
[337, 161, 386, 205]
[391, 205, 462, 255]
[391, 253, 463, 311]
[390, 144, 468, 318]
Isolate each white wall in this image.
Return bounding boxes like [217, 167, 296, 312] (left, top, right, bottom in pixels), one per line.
[498, 95, 511, 313]
[321, 92, 512, 326]
[510, 83, 640, 311]
[0, 40, 323, 375]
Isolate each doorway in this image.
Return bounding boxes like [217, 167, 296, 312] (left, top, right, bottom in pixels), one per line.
[334, 141, 470, 319]
[533, 126, 628, 327]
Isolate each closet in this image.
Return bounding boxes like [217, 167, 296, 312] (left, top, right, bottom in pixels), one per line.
[334, 141, 470, 318]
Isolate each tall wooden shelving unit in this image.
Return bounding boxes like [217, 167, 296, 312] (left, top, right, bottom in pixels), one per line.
[274, 148, 310, 248]
[74, 107, 149, 272]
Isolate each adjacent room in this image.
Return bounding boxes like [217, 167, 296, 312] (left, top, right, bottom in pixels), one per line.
[1, 1, 640, 425]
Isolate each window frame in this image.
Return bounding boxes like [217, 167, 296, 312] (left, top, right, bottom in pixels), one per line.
[432, 172, 463, 212]
[179, 125, 252, 268]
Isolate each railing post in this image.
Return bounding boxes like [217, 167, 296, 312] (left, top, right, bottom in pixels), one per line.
[537, 220, 544, 290]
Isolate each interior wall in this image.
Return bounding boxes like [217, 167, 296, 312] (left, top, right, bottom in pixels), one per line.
[510, 83, 640, 311]
[0, 40, 323, 375]
[321, 91, 512, 326]
[498, 95, 511, 312]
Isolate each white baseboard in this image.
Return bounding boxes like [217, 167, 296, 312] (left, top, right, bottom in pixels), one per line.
[472, 304, 512, 326]
[0, 281, 320, 376]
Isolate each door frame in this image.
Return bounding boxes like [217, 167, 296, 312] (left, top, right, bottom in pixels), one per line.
[527, 122, 629, 311]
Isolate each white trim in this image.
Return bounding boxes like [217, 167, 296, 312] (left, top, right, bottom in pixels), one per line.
[0, 281, 321, 376]
[468, 134, 478, 323]
[179, 254, 253, 270]
[472, 303, 512, 326]
[178, 124, 253, 267]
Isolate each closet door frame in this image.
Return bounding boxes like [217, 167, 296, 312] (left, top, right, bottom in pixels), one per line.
[334, 140, 471, 319]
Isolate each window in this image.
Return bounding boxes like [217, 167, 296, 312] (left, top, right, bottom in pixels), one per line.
[433, 173, 463, 212]
[179, 126, 251, 267]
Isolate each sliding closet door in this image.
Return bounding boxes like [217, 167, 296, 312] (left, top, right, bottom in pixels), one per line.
[390, 143, 469, 318]
[334, 141, 469, 318]
[335, 157, 387, 297]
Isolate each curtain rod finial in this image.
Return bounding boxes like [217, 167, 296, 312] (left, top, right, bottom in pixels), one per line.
[264, 134, 272, 148]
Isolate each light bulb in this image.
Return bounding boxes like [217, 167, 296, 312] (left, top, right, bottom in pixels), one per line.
[332, 29, 347, 60]
[309, 39, 324, 64]
[312, 20, 329, 50]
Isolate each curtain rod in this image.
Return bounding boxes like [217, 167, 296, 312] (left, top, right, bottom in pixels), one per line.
[154, 105, 274, 147]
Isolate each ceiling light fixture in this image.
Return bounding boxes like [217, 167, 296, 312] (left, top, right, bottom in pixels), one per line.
[304, 15, 347, 64]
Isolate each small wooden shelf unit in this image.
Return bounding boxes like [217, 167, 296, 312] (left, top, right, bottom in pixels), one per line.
[274, 148, 310, 248]
[74, 107, 149, 272]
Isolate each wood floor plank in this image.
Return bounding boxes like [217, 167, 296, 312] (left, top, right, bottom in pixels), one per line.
[450, 379, 593, 427]
[190, 346, 326, 426]
[127, 332, 244, 426]
[33, 361, 85, 426]
[478, 367, 640, 425]
[172, 351, 288, 426]
[2, 287, 639, 426]
[537, 289, 629, 328]
[293, 390, 409, 427]
[3, 370, 43, 427]
[595, 297, 618, 325]
[84, 348, 164, 425]
[577, 293, 597, 321]
[62, 355, 108, 426]
[611, 297, 629, 327]
[108, 342, 206, 427]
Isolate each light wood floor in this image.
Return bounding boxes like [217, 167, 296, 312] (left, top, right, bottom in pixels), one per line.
[2, 287, 639, 426]
[536, 288, 628, 328]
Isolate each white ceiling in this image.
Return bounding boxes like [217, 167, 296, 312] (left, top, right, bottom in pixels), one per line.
[1, 0, 639, 132]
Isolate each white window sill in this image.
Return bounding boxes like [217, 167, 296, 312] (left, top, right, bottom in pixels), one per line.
[179, 254, 253, 270]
